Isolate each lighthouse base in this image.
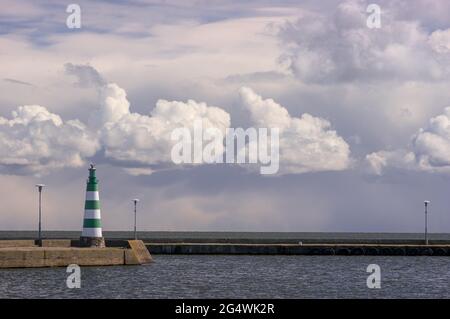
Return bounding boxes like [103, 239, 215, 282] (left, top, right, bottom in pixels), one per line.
[79, 237, 105, 248]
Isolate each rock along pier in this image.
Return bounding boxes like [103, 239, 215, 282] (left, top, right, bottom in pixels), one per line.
[144, 242, 450, 256]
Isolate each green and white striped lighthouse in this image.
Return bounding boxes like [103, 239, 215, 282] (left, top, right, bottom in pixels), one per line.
[80, 164, 105, 247]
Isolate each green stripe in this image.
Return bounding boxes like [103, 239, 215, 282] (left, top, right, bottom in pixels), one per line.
[86, 183, 98, 191]
[85, 200, 100, 209]
[83, 219, 102, 228]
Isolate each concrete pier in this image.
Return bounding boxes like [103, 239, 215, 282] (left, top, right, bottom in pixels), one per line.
[0, 240, 152, 269]
[1, 234, 449, 261]
[146, 243, 450, 256]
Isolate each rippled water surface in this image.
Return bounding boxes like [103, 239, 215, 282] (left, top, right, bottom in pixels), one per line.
[0, 255, 449, 298]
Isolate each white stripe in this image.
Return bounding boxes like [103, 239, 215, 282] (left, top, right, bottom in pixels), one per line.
[82, 227, 102, 237]
[85, 191, 99, 201]
[83, 209, 101, 219]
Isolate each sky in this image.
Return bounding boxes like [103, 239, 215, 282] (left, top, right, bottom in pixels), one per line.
[1, 0, 450, 232]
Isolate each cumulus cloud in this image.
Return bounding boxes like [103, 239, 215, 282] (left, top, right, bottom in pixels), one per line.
[95, 84, 351, 175]
[428, 29, 450, 54]
[239, 87, 351, 174]
[0, 79, 350, 176]
[94, 83, 231, 166]
[1, 61, 352, 176]
[0, 81, 231, 174]
[366, 106, 450, 174]
[64, 63, 106, 88]
[365, 149, 417, 175]
[278, 0, 450, 83]
[0, 105, 99, 174]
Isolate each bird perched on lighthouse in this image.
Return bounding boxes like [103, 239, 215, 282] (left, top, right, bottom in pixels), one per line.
[80, 164, 105, 247]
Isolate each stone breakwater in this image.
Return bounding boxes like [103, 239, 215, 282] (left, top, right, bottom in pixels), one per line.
[1, 239, 449, 266]
[145, 243, 450, 256]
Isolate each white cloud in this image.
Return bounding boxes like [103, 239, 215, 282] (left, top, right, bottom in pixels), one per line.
[366, 106, 450, 174]
[123, 167, 154, 176]
[239, 87, 351, 174]
[95, 84, 351, 175]
[0, 78, 352, 176]
[429, 29, 450, 54]
[0, 105, 99, 174]
[278, 0, 450, 83]
[365, 149, 417, 175]
[94, 83, 231, 166]
[0, 80, 231, 174]
[412, 108, 450, 167]
[91, 83, 130, 126]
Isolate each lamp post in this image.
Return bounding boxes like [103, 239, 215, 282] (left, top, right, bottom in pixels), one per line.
[132, 199, 139, 240]
[35, 184, 46, 245]
[424, 200, 430, 245]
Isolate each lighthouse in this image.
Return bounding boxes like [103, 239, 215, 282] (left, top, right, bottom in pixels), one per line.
[80, 164, 105, 247]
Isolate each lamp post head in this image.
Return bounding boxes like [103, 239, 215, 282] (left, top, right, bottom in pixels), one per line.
[133, 198, 140, 204]
[35, 184, 46, 191]
[424, 200, 430, 206]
